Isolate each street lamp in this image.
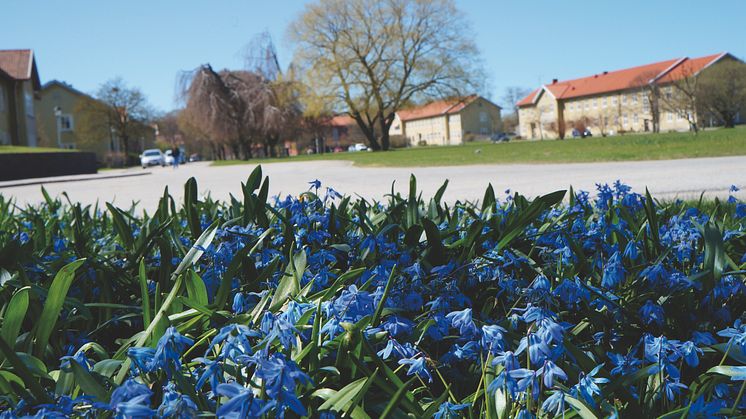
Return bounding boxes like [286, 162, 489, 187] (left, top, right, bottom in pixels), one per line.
[54, 106, 62, 148]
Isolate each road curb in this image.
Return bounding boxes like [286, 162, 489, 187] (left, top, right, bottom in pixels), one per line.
[0, 172, 151, 189]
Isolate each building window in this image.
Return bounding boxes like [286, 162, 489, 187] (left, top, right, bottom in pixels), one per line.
[0, 85, 5, 112]
[668, 112, 673, 121]
[623, 114, 628, 126]
[584, 101, 589, 111]
[633, 113, 638, 124]
[612, 96, 618, 105]
[592, 99, 597, 109]
[602, 97, 607, 109]
[643, 97, 650, 112]
[60, 115, 74, 131]
[665, 86, 672, 100]
[25, 92, 34, 117]
[621, 95, 627, 105]
[632, 93, 638, 105]
[479, 111, 488, 123]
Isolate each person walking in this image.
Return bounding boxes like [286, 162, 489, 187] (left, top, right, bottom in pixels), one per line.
[172, 146, 181, 169]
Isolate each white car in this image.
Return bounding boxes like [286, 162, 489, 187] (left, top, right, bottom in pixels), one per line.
[164, 149, 187, 165]
[140, 149, 165, 168]
[348, 143, 369, 152]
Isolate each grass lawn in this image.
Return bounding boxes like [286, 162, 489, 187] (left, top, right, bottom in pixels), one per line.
[212, 127, 746, 168]
[0, 145, 77, 154]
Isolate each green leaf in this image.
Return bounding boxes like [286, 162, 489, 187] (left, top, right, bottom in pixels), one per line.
[270, 246, 305, 311]
[317, 370, 378, 412]
[34, 259, 86, 358]
[174, 221, 218, 277]
[70, 360, 109, 402]
[0, 336, 52, 404]
[184, 177, 202, 238]
[1, 287, 29, 348]
[565, 395, 600, 419]
[702, 221, 725, 290]
[380, 377, 416, 419]
[185, 270, 209, 307]
[138, 260, 152, 328]
[496, 189, 565, 252]
[707, 365, 746, 378]
[106, 203, 134, 251]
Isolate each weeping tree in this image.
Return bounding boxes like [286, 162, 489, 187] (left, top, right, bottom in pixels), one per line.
[179, 33, 301, 160]
[179, 65, 270, 159]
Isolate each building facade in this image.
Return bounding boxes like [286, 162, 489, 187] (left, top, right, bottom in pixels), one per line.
[0, 49, 41, 147]
[392, 95, 502, 146]
[518, 53, 739, 139]
[37, 80, 155, 166]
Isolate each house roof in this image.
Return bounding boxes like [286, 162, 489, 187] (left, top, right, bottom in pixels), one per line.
[397, 95, 483, 122]
[42, 80, 95, 100]
[329, 115, 356, 127]
[0, 49, 41, 87]
[517, 53, 728, 107]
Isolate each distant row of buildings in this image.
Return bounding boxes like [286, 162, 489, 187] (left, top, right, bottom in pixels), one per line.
[0, 49, 155, 165]
[517, 52, 741, 139]
[330, 51, 742, 145]
[329, 95, 503, 147]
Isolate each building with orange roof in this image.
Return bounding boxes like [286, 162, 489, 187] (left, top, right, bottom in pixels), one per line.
[389, 95, 501, 146]
[0, 49, 41, 146]
[517, 52, 740, 139]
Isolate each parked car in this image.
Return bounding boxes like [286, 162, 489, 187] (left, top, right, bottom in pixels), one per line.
[583, 129, 593, 138]
[188, 153, 201, 162]
[348, 143, 369, 152]
[490, 132, 516, 143]
[140, 149, 165, 168]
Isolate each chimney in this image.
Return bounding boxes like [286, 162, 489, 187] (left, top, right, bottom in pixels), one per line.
[552, 78, 558, 84]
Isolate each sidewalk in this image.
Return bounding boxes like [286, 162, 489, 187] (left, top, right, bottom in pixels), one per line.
[0, 169, 151, 189]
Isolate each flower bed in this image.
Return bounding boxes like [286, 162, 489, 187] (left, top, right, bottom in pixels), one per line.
[0, 167, 744, 418]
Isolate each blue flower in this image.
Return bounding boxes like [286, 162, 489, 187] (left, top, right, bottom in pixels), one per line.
[254, 353, 311, 415]
[127, 347, 156, 374]
[688, 395, 725, 418]
[382, 316, 415, 338]
[575, 364, 609, 405]
[152, 327, 194, 377]
[601, 252, 625, 289]
[481, 324, 507, 353]
[195, 357, 223, 392]
[538, 360, 567, 388]
[109, 379, 155, 417]
[718, 320, 746, 355]
[541, 390, 566, 416]
[433, 401, 470, 419]
[308, 179, 322, 191]
[398, 356, 432, 382]
[216, 382, 274, 418]
[445, 308, 478, 337]
[158, 383, 198, 418]
[639, 300, 665, 327]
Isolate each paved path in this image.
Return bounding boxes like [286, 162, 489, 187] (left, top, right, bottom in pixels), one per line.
[1, 156, 744, 211]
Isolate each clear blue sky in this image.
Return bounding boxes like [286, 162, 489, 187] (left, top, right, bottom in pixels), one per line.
[3, 0, 743, 112]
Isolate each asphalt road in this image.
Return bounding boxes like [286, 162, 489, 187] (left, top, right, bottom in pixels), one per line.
[1, 156, 745, 211]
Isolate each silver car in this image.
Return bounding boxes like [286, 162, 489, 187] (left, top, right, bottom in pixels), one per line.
[140, 149, 165, 168]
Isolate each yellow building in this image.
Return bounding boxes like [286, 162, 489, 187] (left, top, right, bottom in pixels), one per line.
[518, 52, 739, 139]
[37, 80, 155, 166]
[0, 49, 41, 147]
[391, 95, 502, 146]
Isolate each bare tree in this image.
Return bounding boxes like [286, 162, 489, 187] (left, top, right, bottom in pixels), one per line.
[501, 86, 532, 115]
[289, 0, 485, 151]
[698, 59, 746, 128]
[96, 78, 153, 166]
[631, 70, 662, 133]
[659, 66, 700, 133]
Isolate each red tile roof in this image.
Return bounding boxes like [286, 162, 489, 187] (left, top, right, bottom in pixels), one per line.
[398, 95, 479, 121]
[0, 49, 35, 80]
[517, 53, 728, 107]
[329, 115, 356, 127]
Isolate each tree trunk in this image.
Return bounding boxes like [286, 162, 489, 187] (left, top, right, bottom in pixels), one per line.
[121, 135, 130, 167]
